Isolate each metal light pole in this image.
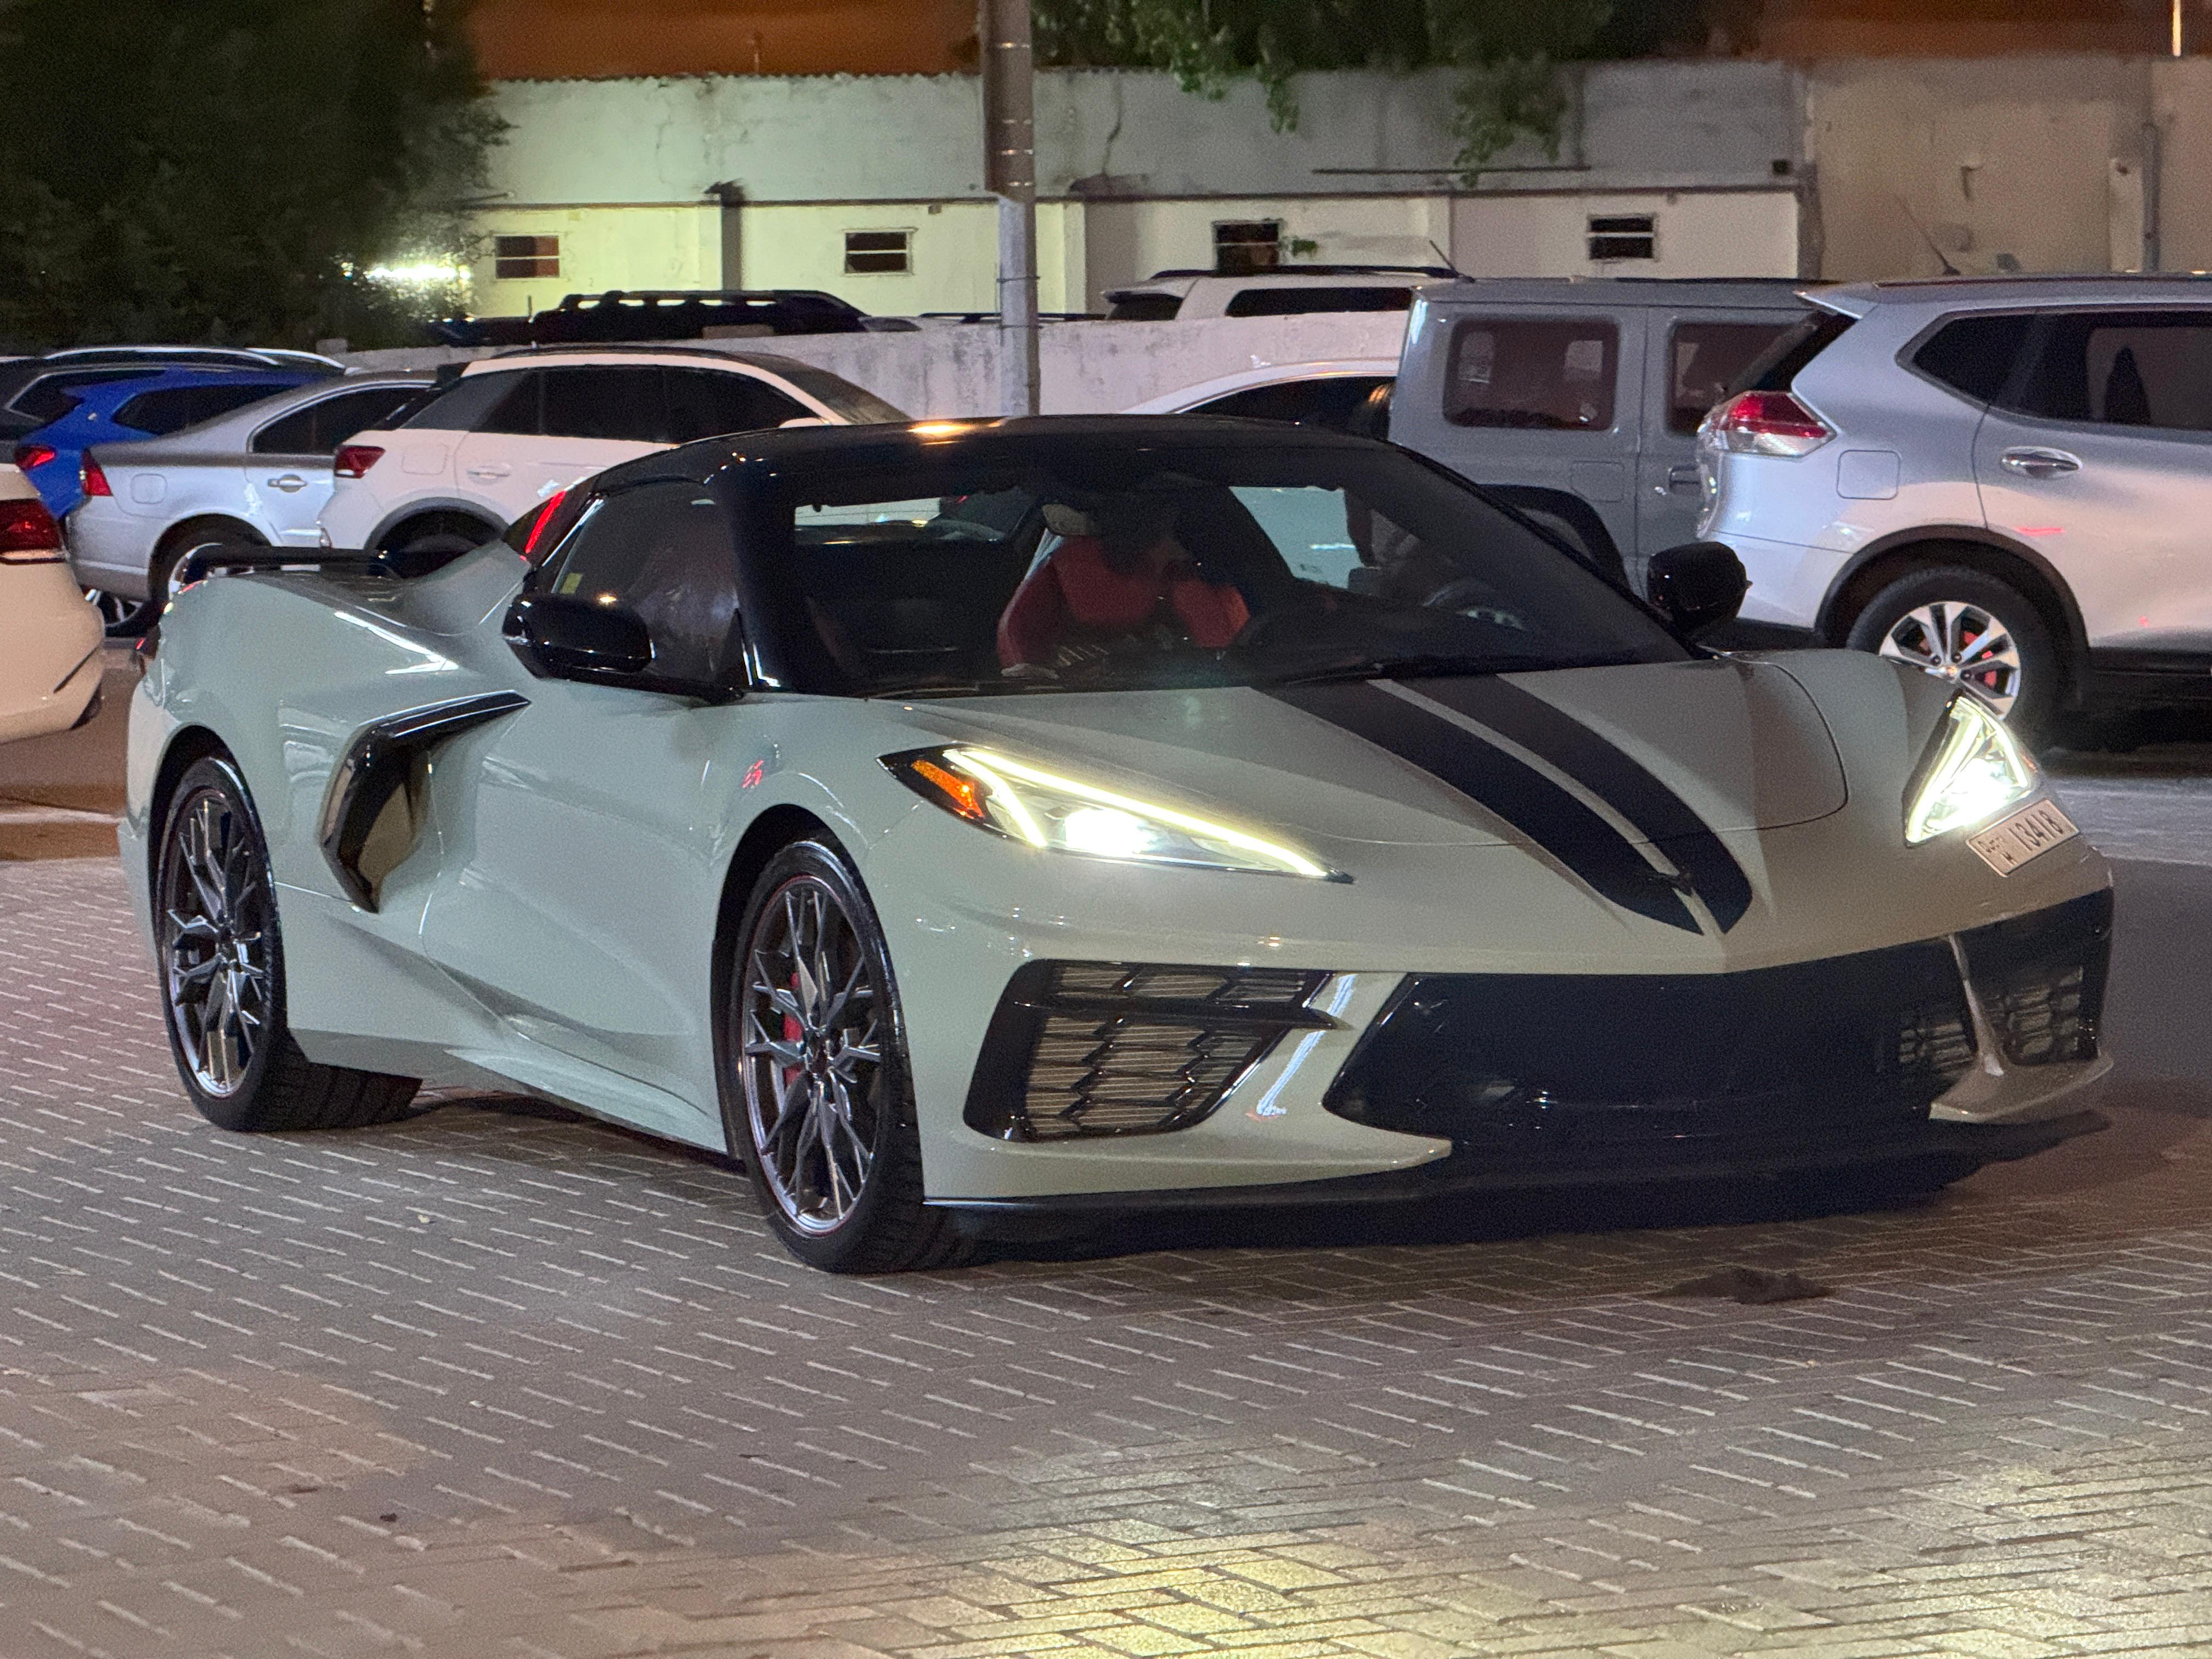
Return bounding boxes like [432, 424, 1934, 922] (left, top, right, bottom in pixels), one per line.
[980, 0, 1041, 415]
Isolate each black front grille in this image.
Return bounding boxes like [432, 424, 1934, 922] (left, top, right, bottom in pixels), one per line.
[1959, 889, 2113, 1066]
[965, 962, 1330, 1141]
[1326, 938, 1980, 1160]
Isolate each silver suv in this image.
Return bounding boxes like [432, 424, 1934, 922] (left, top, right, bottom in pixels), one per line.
[1699, 276, 2212, 734]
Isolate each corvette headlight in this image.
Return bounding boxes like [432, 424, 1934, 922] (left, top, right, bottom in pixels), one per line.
[1905, 693, 2039, 845]
[884, 746, 1341, 879]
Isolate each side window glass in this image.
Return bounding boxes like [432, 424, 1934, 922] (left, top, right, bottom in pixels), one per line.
[1912, 314, 2035, 405]
[474, 371, 544, 436]
[1444, 319, 1617, 431]
[312, 386, 422, 452]
[541, 482, 740, 684]
[1223, 286, 1412, 318]
[663, 369, 810, 443]
[540, 367, 667, 442]
[2011, 310, 2212, 431]
[1667, 321, 1798, 433]
[252, 403, 321, 454]
[1195, 376, 1391, 432]
[404, 371, 526, 432]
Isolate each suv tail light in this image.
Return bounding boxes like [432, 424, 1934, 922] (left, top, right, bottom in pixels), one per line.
[0, 495, 63, 561]
[1705, 390, 1835, 457]
[14, 443, 57, 472]
[333, 444, 384, 479]
[80, 456, 111, 497]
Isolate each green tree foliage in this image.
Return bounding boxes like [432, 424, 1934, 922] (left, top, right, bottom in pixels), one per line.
[0, 0, 505, 349]
[1036, 0, 1714, 171]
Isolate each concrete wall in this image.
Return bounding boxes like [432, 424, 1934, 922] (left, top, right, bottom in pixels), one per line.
[481, 63, 1803, 210]
[343, 312, 1414, 417]
[1803, 56, 2158, 280]
[1451, 190, 1800, 279]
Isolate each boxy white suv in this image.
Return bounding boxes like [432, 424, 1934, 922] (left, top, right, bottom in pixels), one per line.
[1699, 276, 2212, 734]
[319, 347, 906, 557]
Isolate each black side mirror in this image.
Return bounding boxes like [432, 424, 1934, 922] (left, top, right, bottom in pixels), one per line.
[504, 591, 653, 681]
[1645, 540, 1748, 639]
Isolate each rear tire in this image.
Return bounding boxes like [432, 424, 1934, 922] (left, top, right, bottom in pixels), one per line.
[723, 840, 968, 1273]
[1844, 565, 2061, 737]
[156, 754, 419, 1132]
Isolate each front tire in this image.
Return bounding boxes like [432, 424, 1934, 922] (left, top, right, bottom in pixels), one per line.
[724, 840, 966, 1273]
[1845, 565, 2061, 735]
[156, 754, 419, 1132]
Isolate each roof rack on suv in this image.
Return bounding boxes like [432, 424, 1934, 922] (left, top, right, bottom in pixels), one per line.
[1143, 264, 1458, 280]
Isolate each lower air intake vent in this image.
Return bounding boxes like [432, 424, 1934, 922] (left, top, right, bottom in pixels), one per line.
[966, 961, 1330, 1141]
[1959, 888, 2113, 1066]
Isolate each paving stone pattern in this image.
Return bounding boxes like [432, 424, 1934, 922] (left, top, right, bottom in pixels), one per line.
[2, 857, 2210, 1658]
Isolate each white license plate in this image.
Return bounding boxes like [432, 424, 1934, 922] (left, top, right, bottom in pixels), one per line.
[1967, 799, 2079, 874]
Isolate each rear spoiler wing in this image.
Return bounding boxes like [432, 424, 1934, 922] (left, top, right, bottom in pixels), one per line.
[138, 542, 475, 663]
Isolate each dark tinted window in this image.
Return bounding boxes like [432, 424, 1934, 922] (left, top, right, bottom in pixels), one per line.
[1912, 314, 2035, 404]
[1444, 318, 1617, 430]
[1192, 375, 1393, 433]
[475, 371, 545, 436]
[12, 367, 147, 422]
[1738, 311, 1852, 393]
[2008, 309, 2212, 431]
[1224, 286, 1413, 318]
[1667, 320, 1800, 433]
[1105, 292, 1183, 322]
[664, 368, 810, 442]
[540, 366, 666, 442]
[403, 370, 531, 432]
[251, 385, 424, 455]
[539, 481, 741, 684]
[752, 441, 1685, 699]
[115, 382, 290, 437]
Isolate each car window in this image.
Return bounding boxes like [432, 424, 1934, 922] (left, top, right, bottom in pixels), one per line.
[755, 361, 907, 424]
[1223, 286, 1413, 318]
[664, 368, 810, 443]
[1105, 292, 1183, 322]
[2007, 309, 2212, 431]
[1736, 311, 1853, 394]
[753, 441, 1685, 699]
[403, 371, 531, 432]
[1667, 321, 1799, 434]
[1910, 314, 2036, 405]
[538, 481, 741, 683]
[1443, 318, 1618, 431]
[540, 366, 667, 442]
[1190, 375, 1393, 433]
[251, 385, 424, 455]
[115, 382, 291, 437]
[12, 367, 146, 422]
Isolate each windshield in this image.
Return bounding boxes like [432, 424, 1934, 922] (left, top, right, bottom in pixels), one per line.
[752, 442, 1686, 697]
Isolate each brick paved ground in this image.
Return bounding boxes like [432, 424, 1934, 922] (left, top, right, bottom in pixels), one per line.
[1, 855, 2209, 1659]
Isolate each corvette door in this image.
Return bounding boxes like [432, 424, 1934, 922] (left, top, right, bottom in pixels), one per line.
[420, 479, 748, 1139]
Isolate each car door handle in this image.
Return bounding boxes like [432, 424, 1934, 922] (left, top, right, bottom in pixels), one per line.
[264, 474, 308, 492]
[1999, 447, 2080, 479]
[466, 462, 512, 480]
[1667, 464, 1702, 493]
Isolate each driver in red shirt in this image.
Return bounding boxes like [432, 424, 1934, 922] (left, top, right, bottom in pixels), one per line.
[997, 495, 1249, 672]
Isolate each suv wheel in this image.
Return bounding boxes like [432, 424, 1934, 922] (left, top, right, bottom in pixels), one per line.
[1845, 566, 2059, 733]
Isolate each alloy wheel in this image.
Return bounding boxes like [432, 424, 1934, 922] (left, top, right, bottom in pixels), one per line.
[1876, 600, 2023, 718]
[738, 876, 885, 1234]
[82, 587, 150, 635]
[159, 786, 275, 1097]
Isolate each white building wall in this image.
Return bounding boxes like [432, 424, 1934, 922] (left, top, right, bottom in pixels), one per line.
[1451, 190, 1801, 279]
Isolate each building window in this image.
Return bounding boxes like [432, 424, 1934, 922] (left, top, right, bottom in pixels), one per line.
[493, 234, 560, 280]
[844, 230, 912, 274]
[1214, 221, 1282, 276]
[1587, 215, 1656, 262]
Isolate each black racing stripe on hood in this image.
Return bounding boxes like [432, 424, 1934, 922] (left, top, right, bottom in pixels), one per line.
[1265, 681, 1700, 934]
[1414, 676, 1754, 932]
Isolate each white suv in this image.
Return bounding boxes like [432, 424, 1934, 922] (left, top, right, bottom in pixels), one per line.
[1104, 266, 1452, 322]
[1699, 276, 2212, 735]
[319, 347, 906, 557]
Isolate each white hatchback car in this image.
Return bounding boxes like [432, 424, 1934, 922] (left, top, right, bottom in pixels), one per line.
[318, 347, 907, 557]
[1698, 275, 2212, 733]
[0, 464, 103, 744]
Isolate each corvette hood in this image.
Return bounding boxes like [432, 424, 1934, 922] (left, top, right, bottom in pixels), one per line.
[905, 656, 1847, 851]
